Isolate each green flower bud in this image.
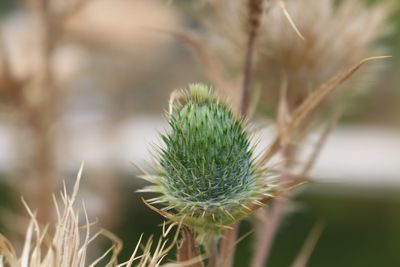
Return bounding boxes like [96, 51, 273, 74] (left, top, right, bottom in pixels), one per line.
[142, 84, 272, 236]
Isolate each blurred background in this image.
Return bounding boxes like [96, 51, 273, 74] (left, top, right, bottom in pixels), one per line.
[0, 0, 399, 266]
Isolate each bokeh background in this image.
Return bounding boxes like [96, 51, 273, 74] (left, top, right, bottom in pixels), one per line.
[0, 0, 399, 266]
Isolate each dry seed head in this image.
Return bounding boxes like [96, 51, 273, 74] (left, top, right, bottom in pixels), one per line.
[204, 0, 391, 109]
[142, 84, 273, 236]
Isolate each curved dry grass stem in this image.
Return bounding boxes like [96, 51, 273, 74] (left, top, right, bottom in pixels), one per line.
[250, 198, 285, 267]
[259, 56, 390, 166]
[277, 0, 305, 40]
[298, 108, 342, 179]
[158, 30, 238, 105]
[290, 222, 325, 267]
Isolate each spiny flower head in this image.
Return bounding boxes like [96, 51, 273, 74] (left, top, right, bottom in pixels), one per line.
[143, 84, 272, 236]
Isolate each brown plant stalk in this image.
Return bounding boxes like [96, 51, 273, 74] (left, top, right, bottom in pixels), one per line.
[28, 0, 59, 224]
[15, 0, 94, 225]
[240, 0, 263, 116]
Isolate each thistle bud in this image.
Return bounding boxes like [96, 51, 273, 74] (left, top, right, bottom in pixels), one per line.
[143, 84, 272, 236]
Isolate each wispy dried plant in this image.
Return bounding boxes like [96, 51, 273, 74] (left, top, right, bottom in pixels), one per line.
[0, 164, 188, 267]
[202, 0, 392, 112]
[0, 164, 121, 267]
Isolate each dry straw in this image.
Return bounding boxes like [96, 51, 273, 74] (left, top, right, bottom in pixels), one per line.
[0, 164, 188, 267]
[0, 164, 121, 267]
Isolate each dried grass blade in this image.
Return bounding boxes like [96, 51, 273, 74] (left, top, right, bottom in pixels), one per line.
[291, 222, 325, 267]
[289, 56, 390, 132]
[278, 0, 305, 40]
[0, 234, 18, 266]
[277, 77, 291, 146]
[155, 30, 235, 97]
[21, 220, 34, 267]
[260, 56, 390, 165]
[299, 108, 342, 179]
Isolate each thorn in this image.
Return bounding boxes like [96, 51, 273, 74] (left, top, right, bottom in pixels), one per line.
[211, 213, 216, 222]
[169, 89, 183, 115]
[223, 208, 235, 221]
[278, 0, 305, 40]
[141, 197, 174, 220]
[180, 205, 189, 212]
[262, 193, 275, 198]
[252, 200, 264, 207]
[201, 210, 206, 218]
[161, 205, 175, 211]
[240, 203, 252, 211]
[219, 224, 234, 230]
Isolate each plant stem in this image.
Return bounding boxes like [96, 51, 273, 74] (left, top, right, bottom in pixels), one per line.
[219, 2, 263, 266]
[217, 224, 239, 267]
[206, 236, 219, 267]
[25, 0, 58, 224]
[240, 0, 263, 116]
[178, 226, 203, 267]
[251, 200, 285, 267]
[253, 138, 298, 267]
